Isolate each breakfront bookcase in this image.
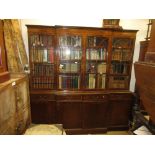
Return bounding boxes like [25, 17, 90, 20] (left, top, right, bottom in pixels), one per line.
[27, 24, 138, 134]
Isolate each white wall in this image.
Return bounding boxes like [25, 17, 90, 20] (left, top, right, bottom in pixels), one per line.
[20, 19, 148, 92]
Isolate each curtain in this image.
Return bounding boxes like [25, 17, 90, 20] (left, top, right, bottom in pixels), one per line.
[3, 19, 28, 73]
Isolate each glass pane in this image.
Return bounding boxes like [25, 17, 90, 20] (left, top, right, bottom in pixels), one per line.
[32, 77, 54, 89]
[112, 38, 133, 48]
[86, 62, 96, 73]
[59, 75, 80, 89]
[30, 35, 54, 63]
[59, 47, 82, 60]
[110, 62, 129, 74]
[112, 48, 132, 61]
[59, 62, 80, 73]
[87, 36, 108, 47]
[30, 34, 55, 90]
[109, 76, 128, 89]
[59, 36, 81, 47]
[86, 48, 106, 60]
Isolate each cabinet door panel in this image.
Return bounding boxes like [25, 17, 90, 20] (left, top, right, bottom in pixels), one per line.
[58, 101, 82, 129]
[108, 100, 131, 126]
[30, 101, 56, 124]
[83, 101, 108, 128]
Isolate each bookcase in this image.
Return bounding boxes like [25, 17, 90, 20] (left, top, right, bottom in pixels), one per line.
[27, 25, 138, 134]
[28, 26, 56, 90]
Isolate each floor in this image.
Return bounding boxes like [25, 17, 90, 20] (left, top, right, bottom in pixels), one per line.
[103, 130, 129, 135]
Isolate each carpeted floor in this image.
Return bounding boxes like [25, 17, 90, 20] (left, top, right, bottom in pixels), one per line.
[103, 130, 129, 135]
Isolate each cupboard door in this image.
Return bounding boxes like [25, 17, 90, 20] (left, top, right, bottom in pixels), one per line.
[57, 101, 82, 129]
[30, 101, 56, 124]
[108, 100, 132, 127]
[83, 101, 108, 128]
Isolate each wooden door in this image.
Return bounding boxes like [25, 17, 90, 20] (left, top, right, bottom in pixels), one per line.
[83, 101, 108, 128]
[30, 101, 56, 124]
[57, 101, 82, 129]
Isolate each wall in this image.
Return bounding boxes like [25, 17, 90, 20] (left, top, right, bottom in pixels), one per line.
[20, 19, 148, 92]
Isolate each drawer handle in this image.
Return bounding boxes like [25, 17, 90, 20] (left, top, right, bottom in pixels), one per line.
[102, 96, 105, 98]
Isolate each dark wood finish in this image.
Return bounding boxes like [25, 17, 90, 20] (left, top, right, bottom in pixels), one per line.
[27, 24, 137, 134]
[83, 101, 108, 128]
[139, 41, 149, 61]
[145, 20, 155, 62]
[57, 101, 82, 129]
[133, 20, 155, 134]
[107, 93, 133, 129]
[0, 20, 10, 83]
[134, 62, 155, 125]
[30, 94, 56, 124]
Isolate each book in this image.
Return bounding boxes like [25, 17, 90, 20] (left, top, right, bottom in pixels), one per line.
[97, 74, 106, 89]
[97, 63, 106, 74]
[43, 49, 47, 62]
[49, 47, 54, 63]
[88, 74, 95, 89]
[71, 63, 78, 72]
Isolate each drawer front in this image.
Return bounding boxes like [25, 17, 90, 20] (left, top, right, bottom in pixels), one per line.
[31, 94, 55, 101]
[109, 93, 133, 101]
[56, 95, 82, 101]
[83, 94, 108, 101]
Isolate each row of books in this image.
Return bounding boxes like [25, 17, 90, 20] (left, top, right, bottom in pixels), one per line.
[30, 35, 53, 47]
[87, 37, 108, 47]
[109, 76, 128, 88]
[59, 75, 80, 89]
[59, 36, 81, 47]
[86, 63, 106, 73]
[32, 77, 54, 89]
[86, 48, 106, 60]
[112, 39, 132, 48]
[86, 74, 106, 89]
[59, 47, 82, 60]
[32, 64, 54, 76]
[59, 63, 80, 73]
[110, 63, 128, 74]
[31, 47, 54, 63]
[112, 49, 132, 61]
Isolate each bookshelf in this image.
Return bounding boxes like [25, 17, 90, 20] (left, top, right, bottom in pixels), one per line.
[86, 36, 107, 89]
[109, 38, 133, 89]
[27, 24, 138, 134]
[28, 27, 55, 89]
[58, 35, 82, 89]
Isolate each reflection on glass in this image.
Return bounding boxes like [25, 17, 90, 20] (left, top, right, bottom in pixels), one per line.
[59, 62, 80, 73]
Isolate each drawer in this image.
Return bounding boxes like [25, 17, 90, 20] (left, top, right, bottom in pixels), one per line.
[83, 94, 108, 101]
[109, 93, 133, 101]
[30, 94, 55, 101]
[56, 95, 82, 101]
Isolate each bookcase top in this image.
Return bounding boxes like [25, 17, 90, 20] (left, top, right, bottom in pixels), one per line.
[26, 24, 138, 33]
